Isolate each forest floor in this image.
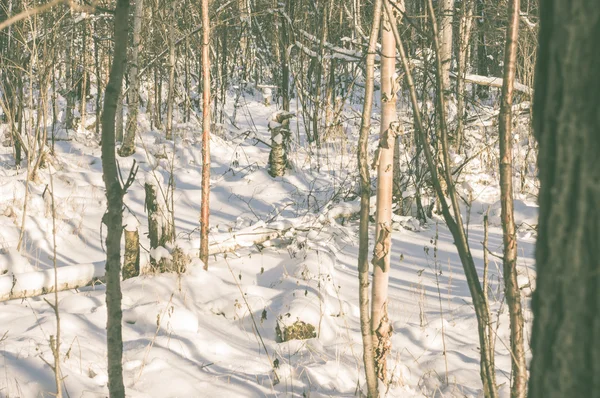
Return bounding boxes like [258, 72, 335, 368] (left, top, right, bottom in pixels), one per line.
[0, 88, 537, 397]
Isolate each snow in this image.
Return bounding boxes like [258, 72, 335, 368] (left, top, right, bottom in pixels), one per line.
[0, 86, 537, 397]
[124, 214, 140, 232]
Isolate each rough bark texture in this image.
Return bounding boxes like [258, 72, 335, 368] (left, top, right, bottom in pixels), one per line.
[371, 0, 398, 383]
[498, 0, 527, 396]
[145, 182, 161, 251]
[199, 0, 211, 268]
[528, 1, 600, 397]
[100, 0, 130, 396]
[357, 1, 383, 394]
[145, 182, 173, 270]
[120, 0, 144, 157]
[115, 90, 124, 142]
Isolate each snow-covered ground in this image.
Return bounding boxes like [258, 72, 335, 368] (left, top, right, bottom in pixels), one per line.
[0, 89, 537, 397]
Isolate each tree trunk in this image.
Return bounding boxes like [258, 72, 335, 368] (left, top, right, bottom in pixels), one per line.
[120, 0, 144, 156]
[268, 112, 294, 177]
[439, 0, 454, 104]
[165, 0, 176, 141]
[357, 0, 383, 395]
[80, 21, 88, 131]
[475, 0, 489, 98]
[528, 1, 600, 397]
[388, 0, 499, 393]
[65, 27, 74, 130]
[115, 89, 124, 142]
[456, 0, 473, 150]
[371, 0, 398, 383]
[498, 0, 527, 396]
[100, 0, 130, 396]
[199, 0, 211, 268]
[94, 26, 101, 138]
[280, 0, 293, 111]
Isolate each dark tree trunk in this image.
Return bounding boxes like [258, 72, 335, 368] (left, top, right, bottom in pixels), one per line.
[100, 0, 130, 396]
[528, 1, 600, 397]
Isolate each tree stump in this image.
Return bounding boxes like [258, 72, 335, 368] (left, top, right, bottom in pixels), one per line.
[144, 181, 173, 271]
[123, 227, 140, 279]
[268, 111, 294, 177]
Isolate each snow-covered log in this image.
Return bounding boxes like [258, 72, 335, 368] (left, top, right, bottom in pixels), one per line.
[0, 263, 105, 302]
[0, 222, 293, 302]
[0, 202, 368, 302]
[452, 72, 533, 95]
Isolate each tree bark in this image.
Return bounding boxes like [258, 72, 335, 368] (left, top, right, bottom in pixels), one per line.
[199, 0, 211, 268]
[123, 228, 140, 280]
[357, 0, 383, 394]
[371, 0, 398, 383]
[280, 0, 293, 111]
[268, 111, 294, 177]
[528, 1, 600, 397]
[120, 0, 144, 156]
[100, 0, 130, 396]
[439, 0, 454, 104]
[498, 0, 527, 396]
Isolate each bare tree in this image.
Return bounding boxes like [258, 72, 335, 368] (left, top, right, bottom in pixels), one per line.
[357, 1, 383, 394]
[100, 0, 131, 395]
[385, 0, 499, 393]
[528, 1, 600, 397]
[498, 0, 527, 396]
[199, 0, 211, 268]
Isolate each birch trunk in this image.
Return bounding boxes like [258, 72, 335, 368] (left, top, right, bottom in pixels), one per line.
[371, 0, 398, 383]
[357, 0, 383, 394]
